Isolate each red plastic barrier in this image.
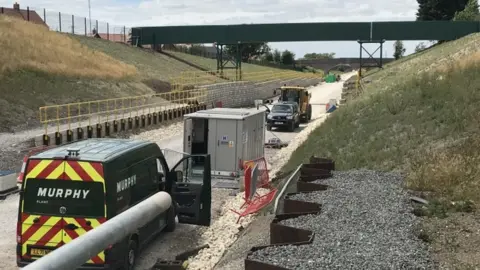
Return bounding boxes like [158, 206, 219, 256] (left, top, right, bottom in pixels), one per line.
[231, 189, 277, 223]
[231, 157, 277, 223]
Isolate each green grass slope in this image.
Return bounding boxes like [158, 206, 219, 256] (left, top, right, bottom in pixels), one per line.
[73, 37, 211, 81]
[164, 50, 288, 72]
[0, 16, 217, 132]
[282, 33, 480, 268]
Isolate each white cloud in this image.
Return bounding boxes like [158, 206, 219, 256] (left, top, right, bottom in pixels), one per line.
[1, 0, 426, 56]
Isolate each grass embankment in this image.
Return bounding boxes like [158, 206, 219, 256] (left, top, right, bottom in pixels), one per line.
[0, 16, 210, 132]
[282, 33, 480, 268]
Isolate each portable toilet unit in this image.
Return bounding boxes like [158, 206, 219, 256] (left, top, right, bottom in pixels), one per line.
[183, 108, 266, 179]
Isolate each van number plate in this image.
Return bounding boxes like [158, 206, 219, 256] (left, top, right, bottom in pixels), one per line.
[30, 248, 52, 256]
[274, 122, 283, 124]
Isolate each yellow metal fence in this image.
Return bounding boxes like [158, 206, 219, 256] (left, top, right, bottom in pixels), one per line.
[170, 70, 321, 90]
[40, 69, 321, 134]
[39, 88, 207, 134]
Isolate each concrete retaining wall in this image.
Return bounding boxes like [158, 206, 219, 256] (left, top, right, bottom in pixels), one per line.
[205, 78, 321, 108]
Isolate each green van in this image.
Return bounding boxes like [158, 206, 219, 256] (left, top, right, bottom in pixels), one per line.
[17, 138, 211, 269]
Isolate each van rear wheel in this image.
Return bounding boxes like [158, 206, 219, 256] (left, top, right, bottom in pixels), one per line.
[124, 240, 138, 270]
[164, 206, 176, 232]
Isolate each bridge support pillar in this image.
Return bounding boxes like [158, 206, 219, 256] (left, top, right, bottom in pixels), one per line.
[357, 39, 385, 77]
[215, 43, 243, 80]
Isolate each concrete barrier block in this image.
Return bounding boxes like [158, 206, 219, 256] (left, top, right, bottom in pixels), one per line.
[0, 171, 18, 198]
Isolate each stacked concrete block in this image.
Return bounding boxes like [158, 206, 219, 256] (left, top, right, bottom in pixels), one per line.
[0, 170, 18, 200]
[204, 77, 322, 109]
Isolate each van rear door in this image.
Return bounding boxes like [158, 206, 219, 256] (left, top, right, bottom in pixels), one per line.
[19, 159, 106, 265]
[169, 154, 211, 226]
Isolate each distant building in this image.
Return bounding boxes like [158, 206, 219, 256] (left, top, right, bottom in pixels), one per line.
[0, 2, 48, 28]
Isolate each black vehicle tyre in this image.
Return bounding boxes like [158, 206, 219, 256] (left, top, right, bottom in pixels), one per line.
[124, 239, 138, 270]
[267, 125, 272, 131]
[295, 120, 300, 128]
[164, 206, 176, 232]
[301, 113, 308, 123]
[307, 105, 312, 120]
[288, 121, 295, 132]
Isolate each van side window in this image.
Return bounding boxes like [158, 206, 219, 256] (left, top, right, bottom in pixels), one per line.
[156, 158, 165, 174]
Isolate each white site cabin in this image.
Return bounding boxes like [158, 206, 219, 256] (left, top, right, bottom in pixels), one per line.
[182, 108, 266, 182]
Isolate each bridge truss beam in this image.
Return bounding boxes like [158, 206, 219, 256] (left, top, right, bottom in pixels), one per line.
[358, 39, 385, 77]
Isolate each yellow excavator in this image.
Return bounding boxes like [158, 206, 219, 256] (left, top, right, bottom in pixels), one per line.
[274, 85, 312, 123]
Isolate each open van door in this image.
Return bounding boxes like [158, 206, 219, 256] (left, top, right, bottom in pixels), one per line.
[168, 154, 211, 226]
[184, 118, 193, 155]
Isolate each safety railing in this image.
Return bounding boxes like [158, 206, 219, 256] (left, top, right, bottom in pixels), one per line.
[39, 88, 207, 134]
[38, 69, 319, 136]
[169, 70, 320, 90]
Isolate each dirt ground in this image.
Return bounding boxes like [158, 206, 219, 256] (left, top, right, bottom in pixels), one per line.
[422, 212, 480, 269]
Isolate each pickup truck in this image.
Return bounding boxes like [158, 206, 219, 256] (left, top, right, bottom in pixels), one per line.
[266, 102, 300, 132]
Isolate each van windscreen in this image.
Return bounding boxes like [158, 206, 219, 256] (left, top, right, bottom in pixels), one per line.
[23, 179, 105, 217]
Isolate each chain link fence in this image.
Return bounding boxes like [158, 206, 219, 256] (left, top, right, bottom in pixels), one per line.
[0, 4, 130, 43]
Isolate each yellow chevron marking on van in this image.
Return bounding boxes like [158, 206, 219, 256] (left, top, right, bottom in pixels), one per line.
[79, 162, 104, 182]
[25, 160, 52, 179]
[20, 215, 38, 234]
[64, 162, 82, 181]
[46, 161, 65, 179]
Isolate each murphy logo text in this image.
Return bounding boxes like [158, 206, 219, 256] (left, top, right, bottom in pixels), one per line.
[37, 188, 90, 199]
[117, 175, 137, 193]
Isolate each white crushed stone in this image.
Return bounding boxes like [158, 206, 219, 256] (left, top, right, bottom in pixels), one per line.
[0, 194, 20, 270]
[131, 122, 183, 142]
[184, 188, 271, 270]
[184, 73, 356, 270]
[267, 114, 328, 179]
[184, 114, 328, 269]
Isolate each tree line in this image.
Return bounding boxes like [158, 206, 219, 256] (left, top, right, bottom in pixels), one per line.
[223, 44, 334, 66]
[394, 0, 479, 60]
[171, 43, 335, 71]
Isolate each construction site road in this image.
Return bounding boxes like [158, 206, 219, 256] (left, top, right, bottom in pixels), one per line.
[264, 72, 353, 172]
[0, 72, 355, 270]
[131, 72, 356, 270]
[214, 71, 357, 270]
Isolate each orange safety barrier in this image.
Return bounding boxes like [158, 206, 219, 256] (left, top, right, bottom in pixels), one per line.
[231, 157, 277, 223]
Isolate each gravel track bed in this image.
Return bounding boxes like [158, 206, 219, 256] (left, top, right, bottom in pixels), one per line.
[249, 170, 436, 270]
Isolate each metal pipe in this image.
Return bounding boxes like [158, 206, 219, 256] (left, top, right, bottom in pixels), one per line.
[273, 164, 302, 215]
[23, 192, 172, 270]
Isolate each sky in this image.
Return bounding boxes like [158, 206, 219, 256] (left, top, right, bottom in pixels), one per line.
[1, 0, 431, 58]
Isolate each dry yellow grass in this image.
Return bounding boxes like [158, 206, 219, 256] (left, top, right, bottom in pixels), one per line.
[0, 15, 137, 78]
[436, 50, 480, 73]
